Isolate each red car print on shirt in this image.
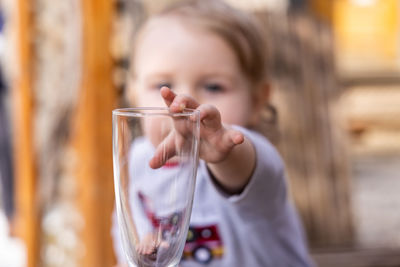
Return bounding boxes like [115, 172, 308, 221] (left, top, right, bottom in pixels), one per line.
[138, 191, 183, 238]
[182, 225, 224, 264]
[138, 192, 224, 264]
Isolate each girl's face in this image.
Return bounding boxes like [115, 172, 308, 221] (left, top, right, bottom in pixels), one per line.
[131, 16, 264, 144]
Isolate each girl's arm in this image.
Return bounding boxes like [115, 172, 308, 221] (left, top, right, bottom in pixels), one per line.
[206, 133, 255, 194]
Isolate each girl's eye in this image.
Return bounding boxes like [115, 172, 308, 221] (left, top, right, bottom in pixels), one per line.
[204, 83, 224, 93]
[157, 82, 172, 89]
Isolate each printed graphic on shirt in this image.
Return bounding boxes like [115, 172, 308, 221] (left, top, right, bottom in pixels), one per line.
[138, 191, 183, 239]
[139, 191, 225, 264]
[182, 224, 224, 264]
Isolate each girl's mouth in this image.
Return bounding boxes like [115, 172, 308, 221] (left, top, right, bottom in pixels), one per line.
[162, 157, 179, 168]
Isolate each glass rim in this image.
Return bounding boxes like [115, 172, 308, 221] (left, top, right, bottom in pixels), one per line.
[112, 107, 200, 118]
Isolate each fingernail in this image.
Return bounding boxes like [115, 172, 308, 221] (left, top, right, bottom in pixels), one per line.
[171, 102, 185, 111]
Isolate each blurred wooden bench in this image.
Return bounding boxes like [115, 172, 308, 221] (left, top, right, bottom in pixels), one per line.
[312, 248, 400, 267]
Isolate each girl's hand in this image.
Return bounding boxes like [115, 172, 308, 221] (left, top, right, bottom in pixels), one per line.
[150, 87, 256, 194]
[149, 87, 244, 169]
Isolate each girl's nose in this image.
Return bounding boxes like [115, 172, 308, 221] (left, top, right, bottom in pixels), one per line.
[175, 85, 195, 98]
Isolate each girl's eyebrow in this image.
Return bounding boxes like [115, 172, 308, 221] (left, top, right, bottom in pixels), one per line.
[143, 71, 236, 83]
[200, 72, 235, 81]
[144, 73, 172, 82]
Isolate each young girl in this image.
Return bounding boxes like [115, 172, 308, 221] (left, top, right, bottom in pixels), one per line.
[113, 0, 314, 266]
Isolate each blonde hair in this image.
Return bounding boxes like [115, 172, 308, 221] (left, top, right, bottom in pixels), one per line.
[131, 0, 268, 88]
[157, 0, 268, 87]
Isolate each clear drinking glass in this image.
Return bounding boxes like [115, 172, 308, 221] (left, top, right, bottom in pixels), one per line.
[112, 107, 200, 267]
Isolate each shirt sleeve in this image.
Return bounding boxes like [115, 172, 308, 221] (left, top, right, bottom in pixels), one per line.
[205, 126, 288, 220]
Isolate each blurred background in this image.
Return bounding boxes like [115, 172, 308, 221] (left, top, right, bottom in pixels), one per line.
[0, 0, 399, 266]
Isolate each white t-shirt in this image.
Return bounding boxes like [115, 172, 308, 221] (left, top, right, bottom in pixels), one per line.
[112, 126, 314, 267]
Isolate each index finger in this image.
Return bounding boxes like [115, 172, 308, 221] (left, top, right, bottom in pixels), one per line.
[160, 87, 200, 112]
[160, 86, 175, 107]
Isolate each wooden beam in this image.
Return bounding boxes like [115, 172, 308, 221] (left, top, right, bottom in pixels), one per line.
[73, 0, 117, 266]
[11, 0, 40, 266]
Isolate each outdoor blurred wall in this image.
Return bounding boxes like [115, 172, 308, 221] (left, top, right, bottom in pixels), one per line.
[0, 0, 399, 267]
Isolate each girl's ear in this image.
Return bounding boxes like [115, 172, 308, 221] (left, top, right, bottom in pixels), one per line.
[259, 82, 270, 106]
[254, 81, 270, 111]
[249, 81, 270, 126]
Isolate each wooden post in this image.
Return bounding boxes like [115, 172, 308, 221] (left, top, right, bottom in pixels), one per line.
[309, 0, 333, 24]
[11, 0, 40, 266]
[73, 0, 117, 266]
[260, 12, 354, 248]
